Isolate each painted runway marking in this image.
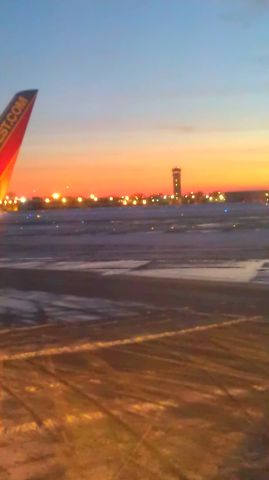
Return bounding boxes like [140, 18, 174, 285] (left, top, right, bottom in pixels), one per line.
[0, 316, 261, 363]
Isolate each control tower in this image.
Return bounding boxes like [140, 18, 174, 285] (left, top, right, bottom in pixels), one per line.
[172, 167, 182, 198]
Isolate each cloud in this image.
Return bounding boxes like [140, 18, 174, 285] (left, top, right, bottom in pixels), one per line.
[156, 124, 197, 134]
[220, 0, 269, 26]
[250, 0, 269, 7]
[155, 122, 269, 135]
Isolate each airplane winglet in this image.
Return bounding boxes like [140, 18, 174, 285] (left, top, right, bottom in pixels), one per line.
[0, 90, 38, 200]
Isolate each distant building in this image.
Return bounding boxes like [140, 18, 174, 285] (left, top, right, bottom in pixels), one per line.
[172, 167, 181, 198]
[225, 190, 268, 203]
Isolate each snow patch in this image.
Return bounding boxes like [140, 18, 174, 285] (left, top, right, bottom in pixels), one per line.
[127, 260, 268, 283]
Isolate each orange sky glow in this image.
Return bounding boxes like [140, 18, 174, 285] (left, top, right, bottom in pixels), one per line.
[9, 132, 269, 197]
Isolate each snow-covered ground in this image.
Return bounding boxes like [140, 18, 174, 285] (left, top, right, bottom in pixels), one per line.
[0, 258, 268, 284]
[0, 289, 155, 328]
[0, 203, 268, 285]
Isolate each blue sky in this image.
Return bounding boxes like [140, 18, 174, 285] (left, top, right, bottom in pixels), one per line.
[1, 0, 269, 194]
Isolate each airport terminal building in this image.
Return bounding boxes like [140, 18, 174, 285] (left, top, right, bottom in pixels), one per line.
[225, 190, 269, 203]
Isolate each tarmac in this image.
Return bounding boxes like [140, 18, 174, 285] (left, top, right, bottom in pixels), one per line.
[0, 268, 268, 479]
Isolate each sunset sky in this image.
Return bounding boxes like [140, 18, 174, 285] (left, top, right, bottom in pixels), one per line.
[1, 0, 269, 196]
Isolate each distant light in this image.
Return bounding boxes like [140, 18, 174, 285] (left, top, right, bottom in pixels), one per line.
[20, 196, 27, 203]
[205, 195, 209, 199]
[89, 194, 95, 200]
[77, 196, 83, 203]
[45, 198, 50, 204]
[209, 196, 213, 202]
[191, 195, 195, 199]
[94, 197, 98, 202]
[142, 199, 147, 205]
[171, 195, 175, 199]
[52, 192, 60, 200]
[109, 196, 113, 201]
[62, 197, 67, 204]
[163, 195, 167, 200]
[132, 200, 137, 205]
[8, 200, 12, 205]
[125, 195, 129, 201]
[219, 194, 225, 201]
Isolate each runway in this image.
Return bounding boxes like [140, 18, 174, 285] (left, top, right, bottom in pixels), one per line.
[0, 268, 268, 480]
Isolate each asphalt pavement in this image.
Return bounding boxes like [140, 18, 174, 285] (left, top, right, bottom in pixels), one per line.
[0, 269, 268, 479]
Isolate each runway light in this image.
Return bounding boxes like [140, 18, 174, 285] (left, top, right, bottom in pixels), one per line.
[52, 192, 60, 200]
